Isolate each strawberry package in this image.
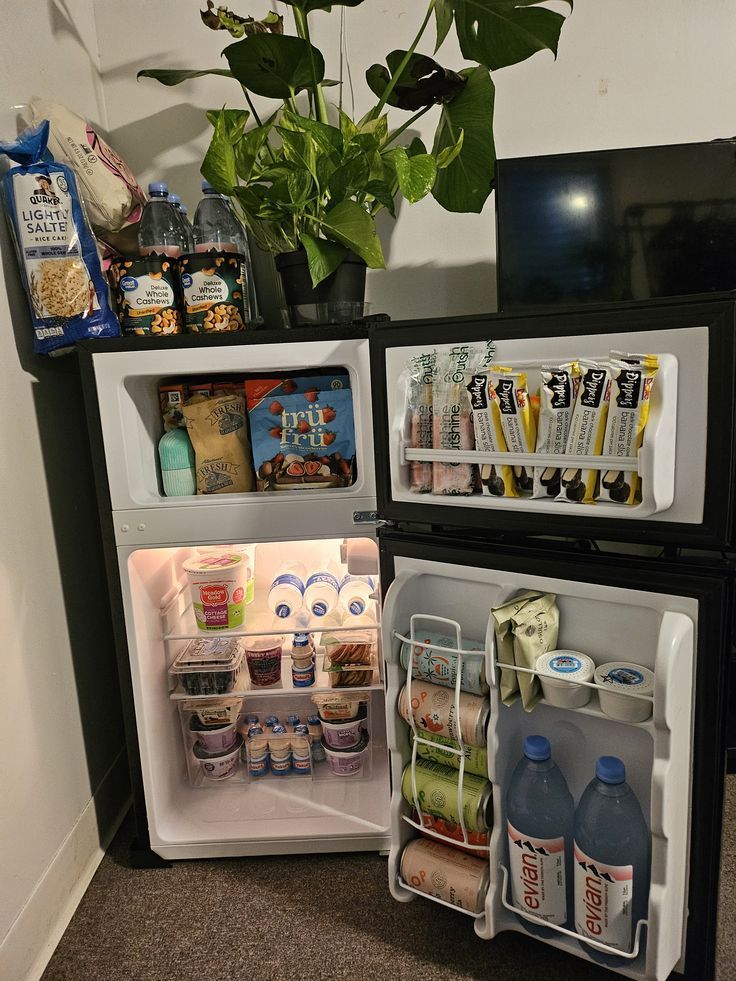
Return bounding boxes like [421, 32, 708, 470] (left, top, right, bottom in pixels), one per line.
[248, 382, 356, 491]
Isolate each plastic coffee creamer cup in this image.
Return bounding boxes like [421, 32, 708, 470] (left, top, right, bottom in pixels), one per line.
[594, 661, 654, 723]
[183, 552, 245, 631]
[536, 650, 594, 708]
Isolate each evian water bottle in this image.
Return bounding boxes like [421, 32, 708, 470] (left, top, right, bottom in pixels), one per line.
[506, 735, 574, 937]
[574, 756, 649, 962]
[138, 182, 186, 257]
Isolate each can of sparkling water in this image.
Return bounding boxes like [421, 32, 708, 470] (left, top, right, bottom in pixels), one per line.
[400, 631, 488, 695]
[410, 729, 488, 778]
[399, 681, 489, 748]
[400, 838, 490, 913]
[401, 759, 493, 832]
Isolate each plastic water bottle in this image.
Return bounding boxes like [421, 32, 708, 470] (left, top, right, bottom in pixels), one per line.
[138, 182, 186, 257]
[268, 561, 306, 619]
[303, 561, 340, 618]
[169, 194, 194, 252]
[339, 574, 375, 617]
[194, 181, 258, 322]
[574, 756, 649, 962]
[506, 735, 574, 937]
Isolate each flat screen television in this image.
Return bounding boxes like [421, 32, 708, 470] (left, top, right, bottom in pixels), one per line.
[495, 141, 736, 311]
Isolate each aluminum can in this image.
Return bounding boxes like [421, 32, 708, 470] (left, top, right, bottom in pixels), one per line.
[400, 631, 488, 695]
[400, 838, 490, 914]
[399, 681, 489, 747]
[410, 729, 488, 778]
[401, 759, 493, 833]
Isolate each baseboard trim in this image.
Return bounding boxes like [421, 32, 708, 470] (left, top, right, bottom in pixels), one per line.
[0, 748, 131, 981]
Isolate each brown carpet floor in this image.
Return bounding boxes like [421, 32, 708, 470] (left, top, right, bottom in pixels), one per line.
[43, 778, 735, 981]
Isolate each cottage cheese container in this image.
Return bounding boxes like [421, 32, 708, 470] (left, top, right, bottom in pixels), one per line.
[594, 661, 655, 722]
[536, 650, 595, 708]
[183, 552, 245, 631]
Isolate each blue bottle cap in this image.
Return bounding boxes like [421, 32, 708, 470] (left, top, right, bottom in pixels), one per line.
[596, 756, 626, 784]
[148, 181, 169, 196]
[523, 735, 551, 761]
[169, 193, 181, 207]
[201, 179, 216, 192]
[307, 715, 320, 725]
[180, 204, 188, 216]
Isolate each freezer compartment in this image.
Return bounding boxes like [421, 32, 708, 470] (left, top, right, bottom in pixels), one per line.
[381, 555, 696, 980]
[121, 536, 390, 858]
[86, 334, 377, 542]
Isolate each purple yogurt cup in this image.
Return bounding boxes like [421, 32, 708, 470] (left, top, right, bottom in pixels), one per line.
[189, 716, 237, 752]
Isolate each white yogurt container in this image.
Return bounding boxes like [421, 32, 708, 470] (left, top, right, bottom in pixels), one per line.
[321, 715, 364, 750]
[189, 716, 237, 752]
[594, 661, 654, 723]
[193, 734, 242, 781]
[536, 650, 595, 708]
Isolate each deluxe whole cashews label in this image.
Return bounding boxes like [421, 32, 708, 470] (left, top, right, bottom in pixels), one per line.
[508, 821, 567, 924]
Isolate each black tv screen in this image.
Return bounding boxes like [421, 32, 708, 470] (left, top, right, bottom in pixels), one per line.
[495, 141, 736, 311]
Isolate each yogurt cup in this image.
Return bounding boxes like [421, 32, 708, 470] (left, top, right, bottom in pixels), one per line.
[321, 715, 364, 749]
[243, 635, 284, 687]
[323, 734, 369, 776]
[184, 553, 245, 631]
[594, 661, 655, 722]
[536, 650, 595, 708]
[189, 716, 237, 752]
[193, 734, 242, 781]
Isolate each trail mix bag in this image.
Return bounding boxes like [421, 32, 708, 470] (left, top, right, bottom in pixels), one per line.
[0, 121, 120, 354]
[183, 392, 255, 494]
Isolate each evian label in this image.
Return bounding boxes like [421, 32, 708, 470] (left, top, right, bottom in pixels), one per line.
[574, 842, 633, 951]
[508, 821, 567, 925]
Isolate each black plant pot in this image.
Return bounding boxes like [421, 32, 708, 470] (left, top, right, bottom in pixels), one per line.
[275, 248, 367, 326]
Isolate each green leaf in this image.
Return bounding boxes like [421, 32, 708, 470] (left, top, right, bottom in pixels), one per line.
[300, 233, 349, 287]
[278, 128, 319, 185]
[201, 108, 237, 193]
[280, 0, 365, 12]
[224, 34, 325, 99]
[432, 65, 495, 213]
[435, 127, 464, 169]
[363, 179, 396, 217]
[339, 110, 359, 142]
[434, 0, 454, 52]
[452, 0, 572, 70]
[366, 51, 465, 111]
[233, 125, 271, 182]
[328, 154, 370, 203]
[408, 137, 428, 157]
[357, 114, 389, 143]
[206, 108, 249, 141]
[383, 147, 437, 204]
[137, 68, 234, 86]
[287, 170, 314, 207]
[281, 111, 344, 159]
[318, 200, 384, 268]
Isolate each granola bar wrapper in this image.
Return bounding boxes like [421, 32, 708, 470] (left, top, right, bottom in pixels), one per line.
[488, 369, 537, 496]
[556, 361, 612, 504]
[405, 351, 436, 493]
[599, 352, 659, 505]
[492, 590, 559, 711]
[492, 590, 541, 704]
[533, 362, 581, 499]
[432, 343, 492, 495]
[465, 370, 514, 497]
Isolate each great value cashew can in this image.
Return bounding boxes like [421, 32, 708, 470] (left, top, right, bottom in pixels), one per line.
[180, 251, 247, 333]
[400, 838, 490, 914]
[399, 681, 489, 748]
[108, 256, 182, 335]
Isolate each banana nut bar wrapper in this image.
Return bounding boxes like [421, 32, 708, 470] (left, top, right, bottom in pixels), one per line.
[599, 352, 659, 505]
[492, 591, 559, 711]
[533, 362, 581, 499]
[466, 370, 514, 498]
[556, 360, 612, 505]
[488, 369, 537, 496]
[405, 351, 436, 493]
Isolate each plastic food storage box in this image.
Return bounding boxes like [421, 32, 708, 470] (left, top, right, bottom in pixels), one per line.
[171, 638, 244, 695]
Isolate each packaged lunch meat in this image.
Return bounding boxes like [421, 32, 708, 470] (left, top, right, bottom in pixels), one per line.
[488, 369, 537, 496]
[599, 352, 659, 505]
[405, 352, 436, 493]
[557, 361, 612, 504]
[432, 343, 491, 495]
[183, 392, 255, 494]
[0, 121, 120, 355]
[533, 362, 581, 498]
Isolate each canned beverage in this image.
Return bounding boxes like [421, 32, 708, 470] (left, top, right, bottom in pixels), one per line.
[413, 811, 489, 852]
[401, 759, 493, 833]
[399, 681, 489, 747]
[411, 729, 488, 778]
[400, 631, 488, 696]
[400, 838, 490, 914]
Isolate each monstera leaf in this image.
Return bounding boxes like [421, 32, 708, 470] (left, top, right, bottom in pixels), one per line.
[453, 0, 572, 70]
[366, 51, 466, 111]
[224, 34, 325, 98]
[280, 0, 365, 11]
[137, 67, 234, 86]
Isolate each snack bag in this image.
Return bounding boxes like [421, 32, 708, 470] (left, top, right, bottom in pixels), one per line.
[466, 370, 514, 497]
[249, 388, 355, 490]
[244, 372, 350, 414]
[492, 590, 559, 711]
[557, 360, 612, 504]
[533, 362, 581, 498]
[0, 121, 120, 355]
[405, 351, 436, 493]
[432, 343, 491, 495]
[599, 352, 659, 505]
[183, 392, 255, 494]
[488, 369, 537, 496]
[159, 382, 188, 431]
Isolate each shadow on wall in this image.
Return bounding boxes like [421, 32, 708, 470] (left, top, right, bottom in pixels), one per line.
[367, 261, 498, 321]
[0, 214, 127, 837]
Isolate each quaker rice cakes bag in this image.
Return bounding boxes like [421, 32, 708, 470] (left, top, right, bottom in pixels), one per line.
[0, 121, 119, 354]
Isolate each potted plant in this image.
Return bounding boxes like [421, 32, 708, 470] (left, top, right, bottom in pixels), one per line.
[140, 0, 571, 320]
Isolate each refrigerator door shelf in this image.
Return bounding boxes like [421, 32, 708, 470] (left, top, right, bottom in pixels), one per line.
[381, 552, 697, 981]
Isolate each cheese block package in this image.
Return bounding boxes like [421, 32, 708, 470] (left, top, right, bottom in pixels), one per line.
[533, 362, 581, 498]
[488, 369, 537, 496]
[405, 351, 436, 493]
[599, 352, 659, 505]
[557, 360, 612, 504]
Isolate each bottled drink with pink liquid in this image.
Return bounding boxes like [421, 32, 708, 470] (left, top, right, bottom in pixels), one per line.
[138, 182, 185, 257]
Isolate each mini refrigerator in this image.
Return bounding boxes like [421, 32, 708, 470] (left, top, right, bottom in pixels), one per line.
[80, 294, 734, 981]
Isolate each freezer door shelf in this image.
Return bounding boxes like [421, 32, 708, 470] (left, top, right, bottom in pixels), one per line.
[381, 557, 697, 981]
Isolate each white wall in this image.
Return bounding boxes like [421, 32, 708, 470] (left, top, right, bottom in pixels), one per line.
[95, 0, 736, 321]
[0, 3, 128, 979]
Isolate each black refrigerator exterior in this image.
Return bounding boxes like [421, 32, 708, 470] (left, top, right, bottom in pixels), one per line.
[369, 294, 734, 981]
